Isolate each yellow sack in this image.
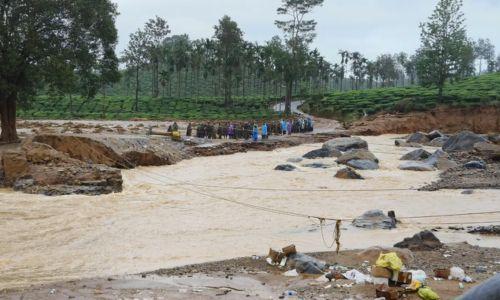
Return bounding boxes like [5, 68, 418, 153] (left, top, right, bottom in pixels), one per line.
[375, 252, 403, 271]
[417, 287, 440, 300]
[172, 131, 181, 141]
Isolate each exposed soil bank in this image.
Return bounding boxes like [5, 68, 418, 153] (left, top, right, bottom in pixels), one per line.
[348, 105, 500, 135]
[0, 123, 345, 195]
[2, 243, 499, 299]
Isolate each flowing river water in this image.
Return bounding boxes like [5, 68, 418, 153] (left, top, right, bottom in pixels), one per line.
[1, 135, 499, 290]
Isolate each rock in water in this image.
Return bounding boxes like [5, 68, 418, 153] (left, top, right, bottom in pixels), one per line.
[400, 149, 432, 161]
[303, 163, 332, 169]
[467, 225, 500, 235]
[395, 140, 422, 148]
[352, 210, 396, 229]
[464, 161, 486, 169]
[346, 159, 379, 170]
[335, 168, 364, 180]
[399, 161, 435, 171]
[303, 148, 341, 159]
[322, 137, 368, 152]
[336, 149, 379, 164]
[274, 164, 297, 171]
[406, 132, 430, 144]
[394, 230, 443, 251]
[287, 157, 303, 163]
[442, 131, 488, 152]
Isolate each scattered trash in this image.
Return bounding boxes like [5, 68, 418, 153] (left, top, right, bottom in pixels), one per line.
[459, 282, 464, 289]
[449, 266, 466, 281]
[283, 290, 297, 296]
[434, 268, 450, 279]
[251, 255, 260, 260]
[283, 269, 299, 277]
[410, 270, 427, 283]
[372, 277, 389, 286]
[375, 252, 403, 272]
[326, 271, 346, 281]
[343, 269, 372, 284]
[417, 286, 440, 300]
[375, 284, 399, 300]
[287, 253, 326, 274]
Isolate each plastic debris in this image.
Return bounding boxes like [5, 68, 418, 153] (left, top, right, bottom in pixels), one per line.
[375, 252, 403, 272]
[449, 266, 466, 281]
[283, 290, 297, 296]
[417, 286, 440, 300]
[343, 269, 372, 284]
[283, 269, 299, 277]
[410, 270, 427, 283]
[372, 277, 389, 286]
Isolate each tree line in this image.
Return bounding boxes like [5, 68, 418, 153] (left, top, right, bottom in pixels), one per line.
[1, 0, 500, 143]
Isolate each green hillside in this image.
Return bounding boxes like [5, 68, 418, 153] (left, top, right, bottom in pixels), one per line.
[18, 95, 279, 121]
[302, 73, 500, 121]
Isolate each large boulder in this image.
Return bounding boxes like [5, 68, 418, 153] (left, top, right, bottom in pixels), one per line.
[406, 132, 430, 144]
[274, 164, 297, 171]
[399, 161, 435, 171]
[336, 149, 378, 165]
[346, 159, 379, 170]
[394, 230, 443, 251]
[352, 210, 396, 229]
[428, 136, 449, 147]
[322, 137, 368, 152]
[400, 149, 432, 161]
[427, 130, 445, 140]
[474, 142, 500, 161]
[335, 167, 364, 180]
[303, 148, 341, 159]
[442, 131, 488, 152]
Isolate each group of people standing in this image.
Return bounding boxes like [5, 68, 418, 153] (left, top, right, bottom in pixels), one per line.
[186, 117, 314, 142]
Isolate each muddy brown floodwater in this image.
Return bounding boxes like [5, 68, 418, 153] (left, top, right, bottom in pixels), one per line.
[0, 135, 499, 290]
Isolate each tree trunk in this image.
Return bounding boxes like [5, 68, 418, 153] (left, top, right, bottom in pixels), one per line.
[0, 93, 19, 143]
[135, 66, 139, 112]
[285, 80, 293, 115]
[438, 85, 444, 103]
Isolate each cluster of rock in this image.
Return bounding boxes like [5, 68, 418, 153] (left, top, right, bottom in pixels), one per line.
[398, 130, 500, 173]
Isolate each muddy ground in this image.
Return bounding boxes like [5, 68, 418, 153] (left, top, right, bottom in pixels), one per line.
[1, 243, 499, 300]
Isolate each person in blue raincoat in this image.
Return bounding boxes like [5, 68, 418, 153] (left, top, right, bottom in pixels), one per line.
[252, 124, 259, 142]
[261, 123, 268, 140]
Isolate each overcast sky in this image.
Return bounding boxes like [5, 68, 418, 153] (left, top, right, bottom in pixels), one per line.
[113, 0, 500, 63]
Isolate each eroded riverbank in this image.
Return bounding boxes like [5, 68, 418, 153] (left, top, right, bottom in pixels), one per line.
[1, 135, 499, 291]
